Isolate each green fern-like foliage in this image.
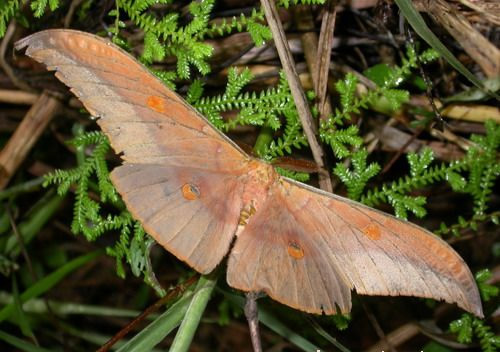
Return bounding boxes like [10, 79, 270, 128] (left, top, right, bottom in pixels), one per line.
[189, 68, 311, 163]
[44, 131, 119, 240]
[451, 314, 500, 352]
[325, 46, 498, 225]
[358, 148, 450, 219]
[191, 67, 275, 129]
[116, 0, 212, 79]
[320, 47, 438, 160]
[357, 121, 499, 221]
[264, 105, 309, 159]
[43, 131, 163, 292]
[324, 48, 440, 218]
[113, 0, 271, 81]
[0, 0, 65, 37]
[436, 121, 500, 236]
[334, 149, 381, 201]
[206, 8, 271, 46]
[0, 0, 22, 37]
[30, 0, 60, 17]
[273, 167, 310, 183]
[450, 269, 499, 352]
[466, 120, 500, 216]
[279, 0, 326, 8]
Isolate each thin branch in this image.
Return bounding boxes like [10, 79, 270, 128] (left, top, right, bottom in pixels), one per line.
[0, 92, 61, 189]
[361, 300, 395, 352]
[260, 0, 332, 192]
[0, 22, 33, 92]
[7, 208, 36, 283]
[244, 292, 262, 352]
[315, 0, 337, 121]
[64, 0, 85, 28]
[0, 89, 38, 105]
[294, 6, 334, 120]
[97, 276, 198, 352]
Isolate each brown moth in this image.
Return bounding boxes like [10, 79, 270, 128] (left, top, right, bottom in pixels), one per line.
[15, 30, 483, 317]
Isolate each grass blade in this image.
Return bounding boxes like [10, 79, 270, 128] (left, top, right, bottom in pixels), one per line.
[394, 0, 495, 97]
[225, 293, 322, 351]
[169, 275, 217, 352]
[116, 289, 194, 352]
[0, 330, 52, 352]
[12, 275, 37, 341]
[4, 193, 64, 256]
[0, 250, 102, 323]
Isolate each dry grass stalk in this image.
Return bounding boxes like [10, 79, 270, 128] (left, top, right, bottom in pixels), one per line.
[0, 91, 60, 189]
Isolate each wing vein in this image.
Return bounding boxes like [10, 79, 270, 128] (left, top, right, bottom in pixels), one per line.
[51, 63, 169, 98]
[164, 203, 204, 242]
[352, 206, 451, 298]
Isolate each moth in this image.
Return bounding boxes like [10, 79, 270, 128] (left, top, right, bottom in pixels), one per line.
[16, 30, 483, 317]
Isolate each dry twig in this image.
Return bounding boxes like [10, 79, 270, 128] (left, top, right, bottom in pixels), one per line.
[0, 92, 61, 189]
[294, 5, 336, 121]
[0, 22, 33, 92]
[315, 0, 337, 120]
[0, 89, 38, 105]
[260, 0, 333, 192]
[414, 0, 500, 78]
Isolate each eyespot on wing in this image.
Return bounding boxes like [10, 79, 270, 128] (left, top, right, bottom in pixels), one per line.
[362, 224, 381, 240]
[287, 241, 305, 259]
[147, 96, 166, 113]
[182, 183, 200, 200]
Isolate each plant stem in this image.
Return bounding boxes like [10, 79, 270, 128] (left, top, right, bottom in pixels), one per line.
[0, 177, 45, 201]
[4, 192, 64, 257]
[260, 0, 332, 192]
[169, 274, 218, 352]
[0, 250, 102, 323]
[253, 124, 275, 157]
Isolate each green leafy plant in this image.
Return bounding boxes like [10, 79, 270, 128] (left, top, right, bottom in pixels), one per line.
[189, 68, 291, 132]
[112, 0, 272, 81]
[30, 0, 60, 18]
[344, 121, 499, 223]
[334, 149, 381, 201]
[318, 46, 439, 179]
[44, 132, 120, 240]
[1, 0, 65, 37]
[44, 130, 167, 297]
[450, 269, 499, 352]
[319, 46, 499, 227]
[0, 0, 22, 37]
[279, 0, 326, 8]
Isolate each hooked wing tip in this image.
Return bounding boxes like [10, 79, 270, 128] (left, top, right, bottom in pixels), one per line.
[14, 31, 45, 51]
[466, 298, 484, 319]
[14, 36, 29, 51]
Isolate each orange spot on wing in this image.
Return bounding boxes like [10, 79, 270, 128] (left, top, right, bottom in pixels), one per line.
[363, 224, 381, 240]
[182, 183, 200, 200]
[147, 96, 165, 113]
[287, 241, 304, 259]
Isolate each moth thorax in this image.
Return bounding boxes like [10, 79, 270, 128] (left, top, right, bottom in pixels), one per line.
[244, 161, 277, 192]
[246, 159, 277, 185]
[239, 160, 277, 215]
